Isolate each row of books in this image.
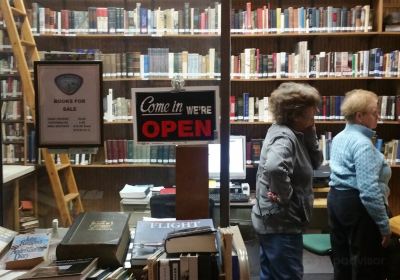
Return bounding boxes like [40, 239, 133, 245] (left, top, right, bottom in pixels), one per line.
[231, 4, 372, 33]
[43, 135, 400, 167]
[2, 122, 24, 142]
[0, 55, 17, 75]
[2, 143, 24, 164]
[41, 46, 400, 80]
[23, 3, 375, 35]
[28, 2, 221, 35]
[104, 139, 176, 165]
[232, 43, 400, 78]
[100, 48, 219, 79]
[231, 94, 400, 123]
[2, 129, 36, 164]
[381, 139, 400, 165]
[0, 29, 12, 49]
[0, 76, 22, 98]
[1, 100, 23, 121]
[248, 136, 400, 167]
[103, 89, 132, 122]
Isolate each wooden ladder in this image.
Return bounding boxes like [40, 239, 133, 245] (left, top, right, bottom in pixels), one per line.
[0, 0, 84, 227]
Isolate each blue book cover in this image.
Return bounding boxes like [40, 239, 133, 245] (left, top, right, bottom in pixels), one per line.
[375, 138, 383, 152]
[396, 140, 400, 164]
[243, 92, 249, 121]
[5, 233, 50, 270]
[140, 7, 148, 34]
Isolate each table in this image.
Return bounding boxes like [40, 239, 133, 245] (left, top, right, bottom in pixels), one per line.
[2, 165, 36, 230]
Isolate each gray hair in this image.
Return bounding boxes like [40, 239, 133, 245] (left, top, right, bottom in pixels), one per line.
[269, 82, 320, 125]
[341, 89, 378, 122]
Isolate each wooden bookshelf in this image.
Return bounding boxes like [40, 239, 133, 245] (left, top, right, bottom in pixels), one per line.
[230, 0, 400, 214]
[15, 0, 400, 224]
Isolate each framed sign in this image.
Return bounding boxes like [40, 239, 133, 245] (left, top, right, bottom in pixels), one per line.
[34, 61, 103, 147]
[132, 86, 220, 145]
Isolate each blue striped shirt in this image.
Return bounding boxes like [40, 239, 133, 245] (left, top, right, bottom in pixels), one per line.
[329, 123, 390, 235]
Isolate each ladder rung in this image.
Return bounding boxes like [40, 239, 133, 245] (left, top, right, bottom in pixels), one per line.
[21, 40, 36, 48]
[64, 193, 80, 203]
[56, 163, 71, 171]
[11, 7, 26, 17]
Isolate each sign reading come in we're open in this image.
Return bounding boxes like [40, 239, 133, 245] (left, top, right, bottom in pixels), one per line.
[132, 86, 220, 145]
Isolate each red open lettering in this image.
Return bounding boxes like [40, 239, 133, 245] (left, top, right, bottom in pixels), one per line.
[142, 121, 159, 138]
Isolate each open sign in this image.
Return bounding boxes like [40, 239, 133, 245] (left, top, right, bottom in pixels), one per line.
[132, 86, 220, 145]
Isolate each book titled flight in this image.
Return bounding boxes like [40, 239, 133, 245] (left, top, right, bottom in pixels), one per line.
[56, 212, 131, 268]
[18, 257, 98, 280]
[5, 232, 51, 270]
[164, 225, 217, 254]
[131, 218, 215, 266]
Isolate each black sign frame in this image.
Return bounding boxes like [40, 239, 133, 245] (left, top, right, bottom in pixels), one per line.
[34, 61, 103, 148]
[132, 86, 220, 145]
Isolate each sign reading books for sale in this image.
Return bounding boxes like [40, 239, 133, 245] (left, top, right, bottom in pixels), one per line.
[132, 86, 220, 144]
[34, 61, 103, 147]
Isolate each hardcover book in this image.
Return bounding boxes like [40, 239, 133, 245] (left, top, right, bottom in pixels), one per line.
[5, 232, 51, 270]
[164, 226, 217, 254]
[131, 219, 214, 266]
[56, 212, 131, 267]
[119, 184, 151, 199]
[18, 257, 98, 280]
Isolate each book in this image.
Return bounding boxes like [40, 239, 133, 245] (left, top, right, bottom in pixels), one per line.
[146, 248, 164, 280]
[119, 184, 151, 199]
[131, 219, 214, 266]
[18, 257, 98, 280]
[0, 226, 18, 257]
[217, 227, 233, 280]
[87, 267, 111, 280]
[164, 226, 217, 254]
[5, 232, 50, 270]
[56, 212, 131, 268]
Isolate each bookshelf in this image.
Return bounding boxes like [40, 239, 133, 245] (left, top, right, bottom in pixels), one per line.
[25, 0, 221, 166]
[16, 0, 400, 225]
[21, 0, 221, 224]
[0, 26, 35, 165]
[229, 0, 400, 214]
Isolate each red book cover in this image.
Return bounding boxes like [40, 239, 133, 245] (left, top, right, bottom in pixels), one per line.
[256, 8, 263, 30]
[61, 9, 69, 34]
[160, 187, 176, 195]
[200, 12, 206, 30]
[105, 140, 112, 164]
[230, 95, 236, 120]
[246, 2, 252, 29]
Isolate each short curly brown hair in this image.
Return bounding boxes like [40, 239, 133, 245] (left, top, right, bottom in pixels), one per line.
[269, 82, 320, 125]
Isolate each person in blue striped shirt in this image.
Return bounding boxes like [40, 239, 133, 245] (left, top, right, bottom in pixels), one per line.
[328, 89, 391, 280]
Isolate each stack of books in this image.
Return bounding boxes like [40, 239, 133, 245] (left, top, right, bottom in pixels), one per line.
[119, 184, 153, 227]
[18, 200, 39, 233]
[131, 219, 220, 280]
[384, 12, 400, 31]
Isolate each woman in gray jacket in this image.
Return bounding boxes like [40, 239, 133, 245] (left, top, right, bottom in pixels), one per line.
[251, 82, 323, 280]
